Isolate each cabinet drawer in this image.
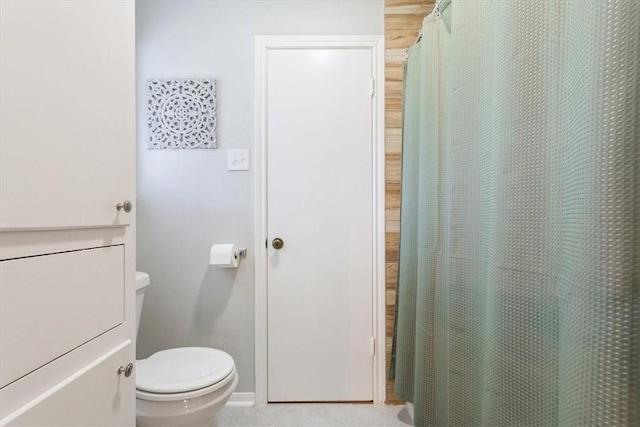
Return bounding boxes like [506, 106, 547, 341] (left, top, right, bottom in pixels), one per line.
[0, 245, 124, 388]
[2, 341, 135, 426]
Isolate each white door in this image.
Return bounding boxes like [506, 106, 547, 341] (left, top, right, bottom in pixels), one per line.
[266, 47, 374, 402]
[0, 1, 135, 424]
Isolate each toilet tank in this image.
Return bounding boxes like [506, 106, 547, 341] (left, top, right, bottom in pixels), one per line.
[135, 271, 151, 335]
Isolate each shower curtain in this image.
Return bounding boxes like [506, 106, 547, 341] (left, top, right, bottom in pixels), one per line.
[392, 0, 639, 426]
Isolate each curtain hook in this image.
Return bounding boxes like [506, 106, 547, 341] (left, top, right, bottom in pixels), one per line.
[434, 0, 443, 16]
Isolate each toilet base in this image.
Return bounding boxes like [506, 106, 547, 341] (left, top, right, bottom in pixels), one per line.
[136, 371, 238, 427]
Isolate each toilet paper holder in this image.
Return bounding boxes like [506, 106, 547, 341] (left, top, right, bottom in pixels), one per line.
[235, 248, 247, 259]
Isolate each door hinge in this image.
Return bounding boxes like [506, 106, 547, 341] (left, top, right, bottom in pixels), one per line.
[369, 78, 375, 97]
[371, 337, 376, 355]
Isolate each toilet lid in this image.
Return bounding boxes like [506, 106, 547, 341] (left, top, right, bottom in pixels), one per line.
[136, 347, 235, 393]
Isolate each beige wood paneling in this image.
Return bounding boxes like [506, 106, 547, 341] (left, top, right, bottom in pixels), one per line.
[384, 0, 434, 404]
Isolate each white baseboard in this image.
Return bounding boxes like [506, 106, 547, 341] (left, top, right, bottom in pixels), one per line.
[225, 392, 255, 407]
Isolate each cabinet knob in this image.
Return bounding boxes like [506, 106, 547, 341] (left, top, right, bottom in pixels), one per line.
[117, 363, 134, 377]
[116, 200, 133, 213]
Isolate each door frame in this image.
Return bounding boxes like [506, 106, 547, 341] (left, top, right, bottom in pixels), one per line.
[253, 35, 385, 406]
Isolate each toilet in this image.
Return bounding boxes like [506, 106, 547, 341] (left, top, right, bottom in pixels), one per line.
[135, 271, 238, 427]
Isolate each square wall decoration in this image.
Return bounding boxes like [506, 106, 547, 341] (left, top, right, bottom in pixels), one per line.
[146, 78, 217, 149]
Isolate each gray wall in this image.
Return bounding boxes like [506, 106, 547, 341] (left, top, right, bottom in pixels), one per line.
[136, 0, 383, 393]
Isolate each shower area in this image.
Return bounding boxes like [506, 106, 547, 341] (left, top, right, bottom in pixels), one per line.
[387, 1, 639, 426]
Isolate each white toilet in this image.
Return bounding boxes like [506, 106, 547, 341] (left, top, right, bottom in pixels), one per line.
[135, 271, 238, 427]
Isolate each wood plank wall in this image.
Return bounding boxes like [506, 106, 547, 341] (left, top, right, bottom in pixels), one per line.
[385, 0, 434, 404]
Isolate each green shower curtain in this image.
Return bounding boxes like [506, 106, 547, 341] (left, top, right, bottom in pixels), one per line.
[392, 1, 639, 425]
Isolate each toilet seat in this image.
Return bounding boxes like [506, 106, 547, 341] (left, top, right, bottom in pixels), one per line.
[136, 347, 235, 401]
[136, 365, 237, 402]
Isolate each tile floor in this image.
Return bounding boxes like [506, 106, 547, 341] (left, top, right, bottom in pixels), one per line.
[217, 404, 412, 427]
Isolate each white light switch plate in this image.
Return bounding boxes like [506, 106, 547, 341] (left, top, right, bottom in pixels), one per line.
[228, 149, 250, 171]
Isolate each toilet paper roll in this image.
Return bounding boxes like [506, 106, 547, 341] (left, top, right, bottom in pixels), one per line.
[210, 244, 240, 268]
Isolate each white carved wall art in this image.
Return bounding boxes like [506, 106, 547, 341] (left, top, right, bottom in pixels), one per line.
[146, 78, 217, 149]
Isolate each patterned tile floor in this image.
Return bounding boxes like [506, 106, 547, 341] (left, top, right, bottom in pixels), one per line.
[217, 404, 412, 427]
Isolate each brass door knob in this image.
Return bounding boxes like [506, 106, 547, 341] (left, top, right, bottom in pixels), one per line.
[272, 238, 284, 250]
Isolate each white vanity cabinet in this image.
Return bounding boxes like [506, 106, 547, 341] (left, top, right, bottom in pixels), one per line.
[0, 1, 136, 425]
[2, 341, 135, 427]
[0, 0, 136, 231]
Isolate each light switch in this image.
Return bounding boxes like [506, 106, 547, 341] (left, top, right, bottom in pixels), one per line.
[228, 149, 250, 171]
